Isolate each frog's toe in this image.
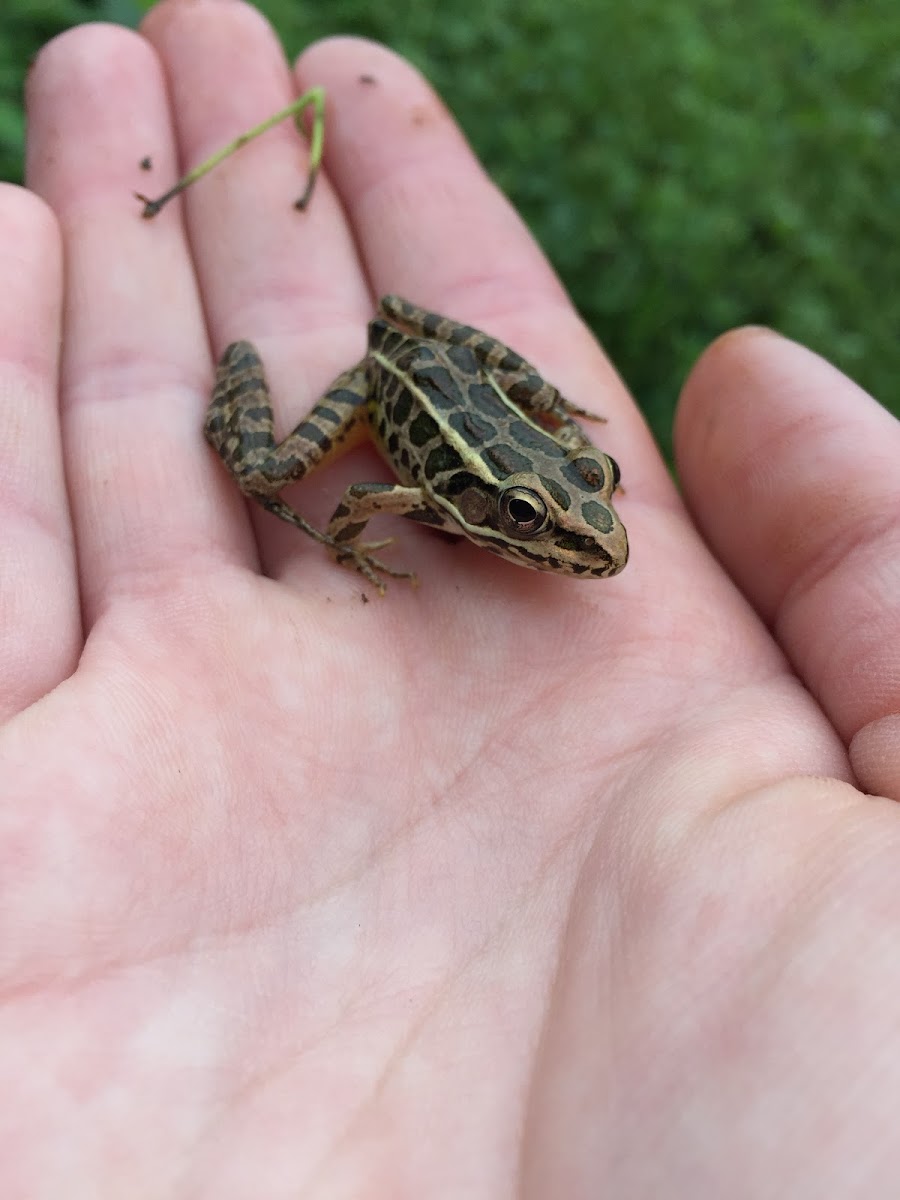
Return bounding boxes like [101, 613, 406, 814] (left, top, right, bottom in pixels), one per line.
[334, 544, 417, 593]
[363, 555, 418, 589]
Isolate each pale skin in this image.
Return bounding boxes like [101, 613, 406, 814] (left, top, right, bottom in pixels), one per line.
[3, 1, 900, 1195]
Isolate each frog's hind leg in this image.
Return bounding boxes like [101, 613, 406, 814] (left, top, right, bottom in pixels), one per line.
[378, 295, 602, 450]
[205, 341, 371, 536]
[205, 341, 380, 549]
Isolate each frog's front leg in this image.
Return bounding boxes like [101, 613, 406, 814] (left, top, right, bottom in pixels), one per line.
[326, 483, 457, 592]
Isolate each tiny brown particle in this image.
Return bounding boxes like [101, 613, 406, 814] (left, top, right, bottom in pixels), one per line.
[359, 73, 377, 86]
[139, 156, 153, 171]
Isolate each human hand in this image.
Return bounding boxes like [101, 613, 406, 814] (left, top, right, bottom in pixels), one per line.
[4, 2, 900, 1195]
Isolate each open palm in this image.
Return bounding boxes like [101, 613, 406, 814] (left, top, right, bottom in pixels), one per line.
[4, 4, 900, 1196]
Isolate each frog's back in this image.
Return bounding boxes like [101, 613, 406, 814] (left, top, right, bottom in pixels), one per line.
[365, 318, 570, 496]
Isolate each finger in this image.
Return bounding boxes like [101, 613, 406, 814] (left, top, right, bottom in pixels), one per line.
[25, 24, 239, 625]
[676, 328, 900, 799]
[142, 0, 380, 584]
[0, 188, 80, 718]
[295, 38, 668, 502]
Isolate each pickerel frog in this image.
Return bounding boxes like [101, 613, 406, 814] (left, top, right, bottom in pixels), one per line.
[205, 296, 628, 592]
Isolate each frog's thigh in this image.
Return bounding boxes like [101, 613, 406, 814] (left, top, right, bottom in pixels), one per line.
[327, 483, 452, 545]
[378, 297, 602, 444]
[206, 348, 369, 497]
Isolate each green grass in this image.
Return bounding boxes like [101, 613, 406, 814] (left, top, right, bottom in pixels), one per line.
[2, 0, 898, 456]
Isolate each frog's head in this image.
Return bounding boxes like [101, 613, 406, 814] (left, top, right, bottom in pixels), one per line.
[445, 452, 629, 578]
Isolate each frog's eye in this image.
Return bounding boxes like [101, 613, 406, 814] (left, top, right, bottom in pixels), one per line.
[498, 486, 550, 538]
[609, 456, 621, 488]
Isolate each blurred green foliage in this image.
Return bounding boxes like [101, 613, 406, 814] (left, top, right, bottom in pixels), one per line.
[1, 0, 897, 455]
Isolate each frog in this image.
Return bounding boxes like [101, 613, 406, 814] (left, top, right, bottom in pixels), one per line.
[204, 295, 628, 593]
